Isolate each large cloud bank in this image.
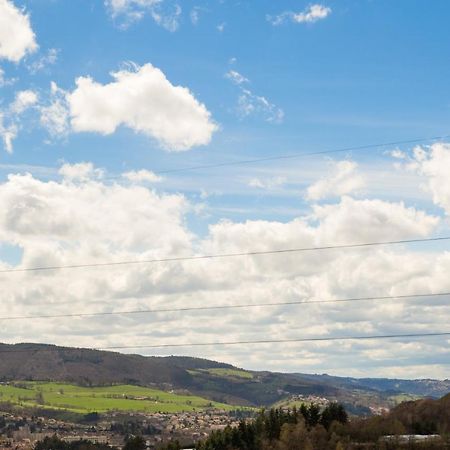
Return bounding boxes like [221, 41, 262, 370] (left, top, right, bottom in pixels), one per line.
[0, 152, 449, 377]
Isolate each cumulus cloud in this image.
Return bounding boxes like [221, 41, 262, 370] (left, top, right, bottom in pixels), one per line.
[306, 160, 365, 201]
[0, 0, 38, 62]
[311, 196, 438, 244]
[268, 4, 331, 26]
[105, 0, 182, 31]
[67, 63, 217, 151]
[0, 165, 191, 255]
[0, 164, 448, 377]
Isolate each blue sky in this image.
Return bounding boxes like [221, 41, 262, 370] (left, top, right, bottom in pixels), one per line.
[3, 0, 450, 174]
[1, 0, 450, 377]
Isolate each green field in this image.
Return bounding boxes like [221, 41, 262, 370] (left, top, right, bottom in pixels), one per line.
[272, 399, 312, 409]
[0, 382, 233, 414]
[204, 368, 254, 379]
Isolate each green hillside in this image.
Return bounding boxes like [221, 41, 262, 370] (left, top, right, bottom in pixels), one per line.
[0, 343, 448, 413]
[0, 382, 233, 414]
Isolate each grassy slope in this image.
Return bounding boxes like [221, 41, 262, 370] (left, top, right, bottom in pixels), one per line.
[0, 382, 233, 414]
[202, 369, 254, 380]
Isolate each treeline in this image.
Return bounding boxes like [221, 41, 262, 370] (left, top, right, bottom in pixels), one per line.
[193, 403, 348, 450]
[35, 436, 112, 450]
[160, 400, 450, 450]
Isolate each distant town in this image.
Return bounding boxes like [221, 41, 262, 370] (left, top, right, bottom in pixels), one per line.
[0, 409, 247, 450]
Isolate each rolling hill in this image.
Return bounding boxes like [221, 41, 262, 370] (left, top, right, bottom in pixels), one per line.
[0, 343, 448, 414]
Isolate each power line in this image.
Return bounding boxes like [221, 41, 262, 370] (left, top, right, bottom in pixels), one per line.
[1, 291, 448, 322]
[99, 331, 450, 350]
[0, 236, 448, 274]
[2, 135, 444, 182]
[0, 331, 450, 353]
[110, 135, 449, 178]
[1, 331, 449, 355]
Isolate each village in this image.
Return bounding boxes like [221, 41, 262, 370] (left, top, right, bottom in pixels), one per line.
[0, 409, 245, 450]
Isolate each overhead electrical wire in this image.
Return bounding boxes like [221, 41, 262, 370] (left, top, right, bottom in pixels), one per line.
[98, 331, 450, 350]
[0, 331, 449, 355]
[110, 134, 450, 177]
[1, 134, 450, 360]
[0, 291, 448, 322]
[1, 135, 447, 182]
[0, 236, 449, 274]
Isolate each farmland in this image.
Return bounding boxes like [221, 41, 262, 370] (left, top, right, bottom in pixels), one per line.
[0, 382, 233, 414]
[204, 368, 254, 379]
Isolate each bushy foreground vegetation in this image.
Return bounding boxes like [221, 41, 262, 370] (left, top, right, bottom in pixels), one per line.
[162, 398, 450, 450]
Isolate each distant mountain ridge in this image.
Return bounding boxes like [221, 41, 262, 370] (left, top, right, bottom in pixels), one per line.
[0, 343, 448, 411]
[297, 373, 450, 399]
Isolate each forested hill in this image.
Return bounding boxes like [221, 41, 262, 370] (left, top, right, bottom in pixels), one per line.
[0, 343, 337, 407]
[388, 393, 450, 434]
[0, 343, 448, 410]
[0, 343, 225, 387]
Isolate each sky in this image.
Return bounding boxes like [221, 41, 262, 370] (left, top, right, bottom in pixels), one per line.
[1, 0, 450, 379]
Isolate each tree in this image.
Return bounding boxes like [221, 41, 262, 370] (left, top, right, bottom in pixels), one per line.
[123, 436, 146, 450]
[320, 403, 348, 430]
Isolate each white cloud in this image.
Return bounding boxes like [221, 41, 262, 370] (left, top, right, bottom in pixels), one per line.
[0, 89, 38, 153]
[27, 48, 58, 74]
[59, 162, 104, 182]
[0, 67, 16, 87]
[268, 4, 331, 26]
[190, 7, 199, 25]
[67, 63, 217, 151]
[237, 88, 284, 123]
[39, 82, 70, 138]
[390, 149, 407, 160]
[0, 115, 17, 153]
[312, 196, 438, 244]
[225, 70, 249, 85]
[122, 169, 163, 183]
[0, 0, 38, 62]
[225, 68, 284, 123]
[217, 22, 225, 33]
[106, 0, 161, 17]
[0, 166, 448, 377]
[248, 176, 286, 190]
[150, 3, 181, 32]
[10, 89, 38, 114]
[105, 0, 182, 31]
[306, 160, 365, 201]
[406, 143, 450, 216]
